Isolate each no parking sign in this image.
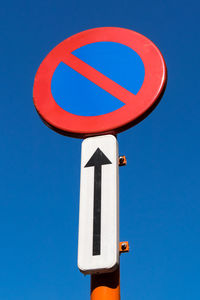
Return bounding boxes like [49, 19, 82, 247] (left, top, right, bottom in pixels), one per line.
[33, 27, 167, 138]
[33, 27, 167, 277]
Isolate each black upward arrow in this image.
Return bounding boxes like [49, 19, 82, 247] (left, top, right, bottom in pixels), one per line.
[85, 148, 112, 256]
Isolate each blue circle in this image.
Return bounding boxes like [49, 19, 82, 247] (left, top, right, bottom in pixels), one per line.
[51, 42, 145, 116]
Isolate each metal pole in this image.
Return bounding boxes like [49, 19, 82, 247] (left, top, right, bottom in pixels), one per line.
[90, 266, 120, 300]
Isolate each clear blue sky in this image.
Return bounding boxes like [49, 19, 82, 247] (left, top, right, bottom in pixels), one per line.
[1, 0, 199, 299]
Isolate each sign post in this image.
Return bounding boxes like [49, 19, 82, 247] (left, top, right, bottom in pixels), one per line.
[33, 27, 167, 299]
[91, 267, 120, 300]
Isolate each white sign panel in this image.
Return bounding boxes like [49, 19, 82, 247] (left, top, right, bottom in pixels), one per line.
[78, 135, 119, 274]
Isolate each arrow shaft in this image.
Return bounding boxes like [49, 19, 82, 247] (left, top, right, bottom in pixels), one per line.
[93, 165, 101, 256]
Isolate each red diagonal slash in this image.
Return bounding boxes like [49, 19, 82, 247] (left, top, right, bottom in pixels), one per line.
[62, 53, 136, 106]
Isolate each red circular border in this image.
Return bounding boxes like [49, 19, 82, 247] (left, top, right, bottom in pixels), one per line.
[33, 27, 167, 138]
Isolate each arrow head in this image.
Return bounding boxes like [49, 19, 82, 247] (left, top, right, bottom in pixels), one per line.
[85, 148, 112, 168]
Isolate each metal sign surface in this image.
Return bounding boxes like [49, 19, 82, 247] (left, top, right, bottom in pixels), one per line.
[78, 135, 119, 274]
[33, 27, 167, 138]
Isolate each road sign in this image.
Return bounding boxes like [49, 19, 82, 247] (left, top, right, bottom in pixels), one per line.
[78, 135, 119, 274]
[33, 27, 167, 138]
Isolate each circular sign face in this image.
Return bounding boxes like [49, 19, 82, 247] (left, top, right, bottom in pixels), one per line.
[33, 27, 167, 138]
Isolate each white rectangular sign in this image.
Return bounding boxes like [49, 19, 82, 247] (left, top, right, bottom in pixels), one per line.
[78, 135, 119, 274]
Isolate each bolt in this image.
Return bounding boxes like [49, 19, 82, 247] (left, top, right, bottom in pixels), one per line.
[119, 156, 125, 164]
[121, 243, 127, 250]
